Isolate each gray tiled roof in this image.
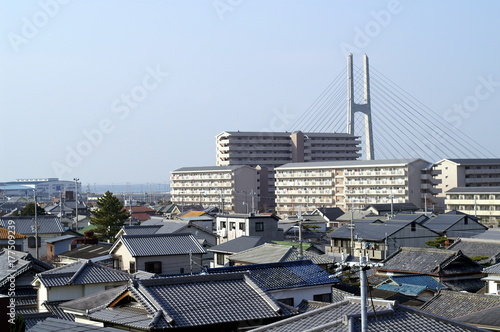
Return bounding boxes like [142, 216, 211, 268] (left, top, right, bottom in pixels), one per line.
[0, 216, 64, 235]
[421, 290, 500, 321]
[30, 317, 121, 331]
[208, 236, 266, 254]
[378, 247, 483, 276]
[0, 249, 52, 289]
[207, 260, 338, 290]
[484, 261, 500, 274]
[448, 238, 500, 262]
[421, 214, 487, 233]
[250, 297, 486, 332]
[228, 243, 334, 266]
[63, 272, 294, 330]
[328, 221, 411, 241]
[113, 233, 206, 257]
[36, 260, 131, 287]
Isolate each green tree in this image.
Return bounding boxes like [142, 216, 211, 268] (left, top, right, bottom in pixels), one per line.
[90, 191, 129, 241]
[12, 203, 46, 216]
[426, 236, 448, 249]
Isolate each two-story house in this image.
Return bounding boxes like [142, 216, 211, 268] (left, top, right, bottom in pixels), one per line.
[215, 214, 283, 244]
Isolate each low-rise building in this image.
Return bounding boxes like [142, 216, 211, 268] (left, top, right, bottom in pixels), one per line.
[215, 214, 282, 244]
[170, 165, 264, 213]
[110, 233, 206, 275]
[445, 187, 500, 227]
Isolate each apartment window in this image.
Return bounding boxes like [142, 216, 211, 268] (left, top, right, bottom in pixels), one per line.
[255, 222, 264, 232]
[230, 222, 236, 229]
[145, 261, 162, 274]
[129, 262, 136, 273]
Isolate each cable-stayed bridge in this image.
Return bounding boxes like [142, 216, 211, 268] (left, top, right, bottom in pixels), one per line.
[288, 54, 496, 162]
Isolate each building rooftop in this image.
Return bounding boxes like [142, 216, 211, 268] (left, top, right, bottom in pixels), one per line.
[208, 236, 266, 254]
[0, 216, 64, 235]
[207, 260, 338, 290]
[61, 273, 293, 330]
[111, 233, 206, 257]
[446, 186, 500, 193]
[228, 243, 334, 266]
[250, 297, 485, 332]
[57, 244, 112, 260]
[31, 317, 121, 332]
[0, 249, 52, 289]
[35, 260, 131, 287]
[172, 165, 252, 172]
[276, 158, 426, 170]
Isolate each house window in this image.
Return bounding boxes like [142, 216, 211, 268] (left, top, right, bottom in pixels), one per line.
[180, 268, 185, 274]
[255, 222, 264, 232]
[411, 222, 416, 232]
[28, 236, 41, 248]
[217, 253, 225, 266]
[313, 293, 332, 303]
[239, 223, 245, 231]
[230, 222, 236, 229]
[278, 298, 294, 306]
[129, 262, 136, 273]
[145, 261, 162, 274]
[220, 221, 227, 229]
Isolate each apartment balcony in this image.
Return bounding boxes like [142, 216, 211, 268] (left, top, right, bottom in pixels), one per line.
[345, 189, 407, 195]
[465, 169, 500, 175]
[465, 177, 500, 184]
[343, 179, 406, 186]
[343, 170, 406, 177]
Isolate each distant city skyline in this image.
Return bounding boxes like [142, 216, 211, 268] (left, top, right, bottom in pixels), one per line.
[2, 1, 499, 184]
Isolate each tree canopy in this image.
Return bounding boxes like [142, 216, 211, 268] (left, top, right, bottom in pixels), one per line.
[90, 191, 129, 242]
[12, 203, 46, 216]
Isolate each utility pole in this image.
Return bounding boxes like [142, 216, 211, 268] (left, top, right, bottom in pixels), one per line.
[298, 206, 303, 259]
[33, 190, 39, 260]
[251, 189, 255, 214]
[73, 178, 79, 230]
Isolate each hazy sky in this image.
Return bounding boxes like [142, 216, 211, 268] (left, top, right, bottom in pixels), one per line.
[1, 0, 499, 186]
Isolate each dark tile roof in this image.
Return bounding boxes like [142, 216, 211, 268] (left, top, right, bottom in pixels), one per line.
[30, 317, 121, 331]
[42, 301, 75, 322]
[315, 207, 345, 221]
[484, 261, 500, 274]
[207, 260, 338, 290]
[250, 297, 486, 332]
[208, 236, 266, 254]
[63, 273, 294, 330]
[36, 260, 131, 287]
[448, 238, 500, 263]
[0, 249, 52, 289]
[421, 290, 500, 321]
[454, 305, 500, 329]
[113, 233, 206, 257]
[229, 243, 334, 266]
[0, 216, 64, 234]
[366, 203, 419, 213]
[376, 283, 428, 296]
[421, 214, 487, 233]
[378, 247, 483, 276]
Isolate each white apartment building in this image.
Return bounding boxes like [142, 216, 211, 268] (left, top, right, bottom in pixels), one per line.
[275, 159, 434, 216]
[170, 165, 263, 213]
[215, 131, 361, 209]
[445, 187, 500, 226]
[433, 159, 500, 211]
